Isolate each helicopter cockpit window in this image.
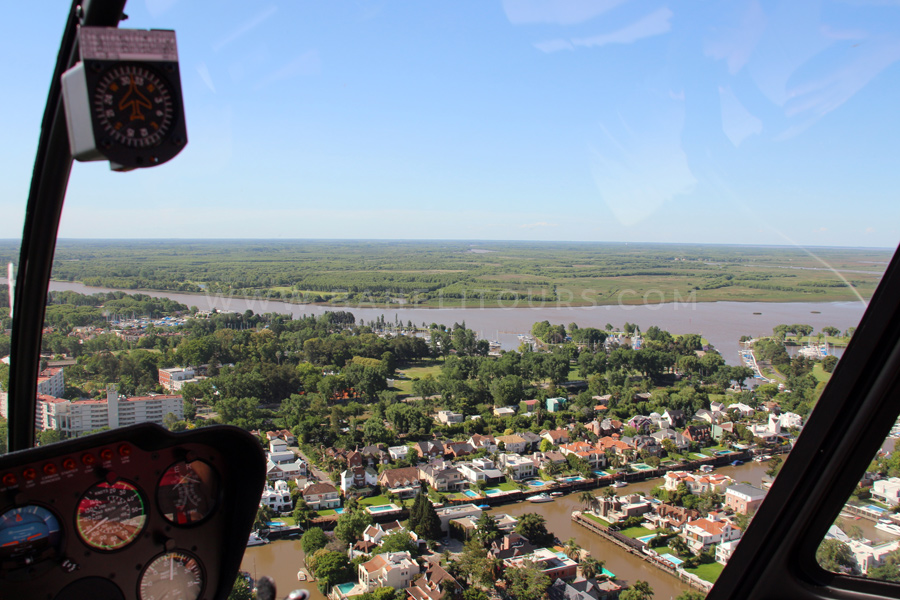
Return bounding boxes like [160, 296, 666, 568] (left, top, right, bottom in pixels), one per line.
[5, 2, 900, 600]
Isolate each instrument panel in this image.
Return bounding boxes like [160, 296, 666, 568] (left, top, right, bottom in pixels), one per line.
[0, 424, 265, 600]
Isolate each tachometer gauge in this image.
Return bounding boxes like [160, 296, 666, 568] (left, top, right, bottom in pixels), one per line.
[157, 460, 218, 525]
[138, 551, 204, 600]
[76, 480, 146, 550]
[0, 505, 61, 564]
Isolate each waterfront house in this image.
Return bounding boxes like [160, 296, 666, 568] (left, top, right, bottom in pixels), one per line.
[662, 409, 686, 429]
[683, 425, 712, 445]
[435, 504, 483, 535]
[419, 463, 464, 492]
[716, 539, 741, 565]
[549, 577, 624, 600]
[378, 467, 422, 498]
[725, 484, 768, 514]
[498, 453, 536, 480]
[504, 547, 578, 581]
[260, 480, 292, 513]
[648, 503, 700, 529]
[358, 551, 418, 592]
[457, 458, 505, 486]
[559, 441, 607, 469]
[302, 482, 340, 510]
[873, 477, 900, 506]
[651, 429, 689, 452]
[340, 466, 378, 494]
[681, 517, 742, 553]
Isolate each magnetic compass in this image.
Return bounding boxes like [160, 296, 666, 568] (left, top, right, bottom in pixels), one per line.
[93, 64, 175, 149]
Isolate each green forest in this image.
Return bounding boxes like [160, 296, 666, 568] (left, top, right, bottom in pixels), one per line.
[0, 240, 888, 308]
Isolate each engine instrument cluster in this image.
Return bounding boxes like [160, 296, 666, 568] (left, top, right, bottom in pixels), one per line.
[0, 424, 265, 600]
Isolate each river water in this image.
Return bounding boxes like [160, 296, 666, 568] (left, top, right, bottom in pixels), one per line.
[21, 279, 869, 366]
[243, 460, 887, 600]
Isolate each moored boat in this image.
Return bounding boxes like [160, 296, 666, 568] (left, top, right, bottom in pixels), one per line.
[527, 493, 553, 503]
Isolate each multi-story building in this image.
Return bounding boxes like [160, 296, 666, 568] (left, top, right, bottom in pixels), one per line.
[35, 386, 183, 437]
[158, 367, 197, 392]
[358, 552, 418, 592]
[260, 480, 292, 512]
[498, 453, 536, 480]
[36, 367, 65, 398]
[302, 482, 340, 510]
[725, 484, 768, 515]
[504, 548, 578, 581]
[681, 517, 742, 553]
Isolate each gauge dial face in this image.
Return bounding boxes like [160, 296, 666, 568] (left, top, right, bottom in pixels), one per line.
[93, 63, 175, 148]
[76, 480, 146, 550]
[138, 551, 204, 600]
[0, 505, 61, 562]
[157, 460, 218, 525]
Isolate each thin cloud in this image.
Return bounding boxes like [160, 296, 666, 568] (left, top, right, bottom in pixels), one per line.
[571, 8, 673, 48]
[213, 6, 278, 52]
[502, 0, 627, 25]
[534, 40, 574, 53]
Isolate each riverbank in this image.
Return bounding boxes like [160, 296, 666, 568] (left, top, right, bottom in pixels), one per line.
[18, 278, 869, 366]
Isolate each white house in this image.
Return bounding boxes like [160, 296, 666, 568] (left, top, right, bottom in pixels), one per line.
[260, 480, 292, 513]
[873, 477, 900, 506]
[358, 551, 418, 592]
[388, 445, 410, 461]
[497, 453, 536, 480]
[681, 517, 742, 553]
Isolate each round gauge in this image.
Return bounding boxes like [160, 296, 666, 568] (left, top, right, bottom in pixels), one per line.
[138, 551, 204, 600]
[0, 505, 61, 563]
[92, 63, 176, 148]
[157, 460, 218, 525]
[75, 480, 147, 550]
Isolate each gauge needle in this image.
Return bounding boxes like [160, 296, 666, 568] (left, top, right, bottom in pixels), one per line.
[83, 517, 109, 536]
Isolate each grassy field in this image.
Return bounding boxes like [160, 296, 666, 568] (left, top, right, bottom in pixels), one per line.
[617, 525, 663, 539]
[358, 495, 392, 506]
[812, 363, 832, 384]
[25, 240, 889, 308]
[583, 513, 612, 527]
[684, 562, 725, 583]
[391, 359, 444, 395]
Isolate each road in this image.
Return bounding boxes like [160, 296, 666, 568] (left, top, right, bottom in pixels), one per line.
[294, 447, 330, 482]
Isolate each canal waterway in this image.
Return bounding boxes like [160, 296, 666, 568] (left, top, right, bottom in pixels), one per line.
[242, 460, 879, 600]
[26, 279, 868, 366]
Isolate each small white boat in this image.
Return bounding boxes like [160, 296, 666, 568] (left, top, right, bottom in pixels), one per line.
[527, 493, 554, 503]
[550, 492, 563, 497]
[247, 532, 268, 546]
[612, 481, 627, 488]
[700, 465, 714, 473]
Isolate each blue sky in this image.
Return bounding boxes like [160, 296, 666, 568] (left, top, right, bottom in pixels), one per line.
[2, 0, 899, 247]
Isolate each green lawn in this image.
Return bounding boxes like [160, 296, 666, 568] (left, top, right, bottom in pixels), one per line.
[684, 562, 725, 583]
[617, 526, 662, 539]
[316, 509, 337, 517]
[359, 495, 391, 506]
[583, 513, 611, 527]
[392, 360, 444, 395]
[812, 363, 832, 384]
[494, 482, 518, 491]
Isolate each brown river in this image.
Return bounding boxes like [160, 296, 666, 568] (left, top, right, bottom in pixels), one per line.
[242, 460, 889, 600]
[31, 279, 868, 366]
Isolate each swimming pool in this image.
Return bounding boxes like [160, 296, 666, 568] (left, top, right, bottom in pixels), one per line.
[558, 476, 586, 483]
[336, 582, 357, 594]
[527, 480, 546, 487]
[636, 534, 657, 544]
[659, 553, 684, 566]
[593, 471, 609, 477]
[333, 508, 345, 514]
[484, 488, 502, 496]
[463, 490, 479, 498]
[867, 505, 887, 513]
[631, 463, 654, 471]
[366, 503, 400, 513]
